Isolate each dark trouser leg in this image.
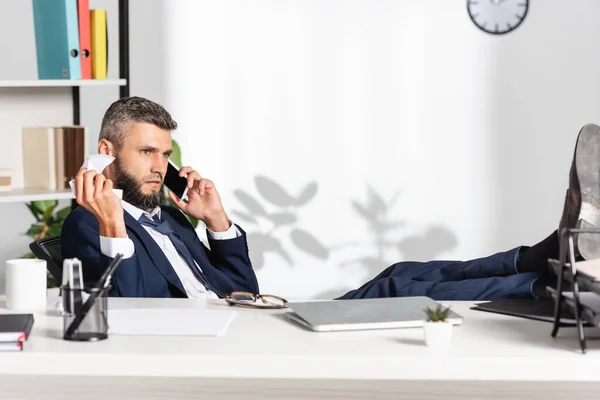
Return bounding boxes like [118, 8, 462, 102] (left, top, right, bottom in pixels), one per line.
[357, 247, 521, 284]
[337, 271, 540, 301]
[337, 247, 541, 301]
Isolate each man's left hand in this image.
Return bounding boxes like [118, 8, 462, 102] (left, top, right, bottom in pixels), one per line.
[167, 167, 231, 232]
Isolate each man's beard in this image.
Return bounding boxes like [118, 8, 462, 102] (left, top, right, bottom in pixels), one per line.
[113, 158, 163, 211]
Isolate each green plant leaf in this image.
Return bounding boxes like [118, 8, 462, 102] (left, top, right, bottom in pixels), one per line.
[21, 252, 36, 259]
[424, 304, 451, 322]
[46, 227, 61, 237]
[187, 215, 199, 229]
[45, 206, 71, 228]
[48, 220, 63, 229]
[56, 206, 72, 220]
[29, 201, 44, 215]
[25, 203, 42, 221]
[25, 225, 43, 238]
[41, 203, 58, 222]
[33, 200, 57, 214]
[171, 140, 182, 167]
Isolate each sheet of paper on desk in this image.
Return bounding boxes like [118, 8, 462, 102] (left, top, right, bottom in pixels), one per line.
[107, 309, 235, 336]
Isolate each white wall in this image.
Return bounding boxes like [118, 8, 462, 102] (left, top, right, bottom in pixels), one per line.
[2, 0, 600, 301]
[0, 0, 166, 291]
[162, 0, 600, 299]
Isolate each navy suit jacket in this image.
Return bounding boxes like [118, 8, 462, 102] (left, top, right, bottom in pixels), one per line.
[61, 206, 259, 298]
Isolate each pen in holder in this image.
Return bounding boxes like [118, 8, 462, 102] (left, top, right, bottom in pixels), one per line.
[62, 253, 124, 342]
[62, 286, 109, 341]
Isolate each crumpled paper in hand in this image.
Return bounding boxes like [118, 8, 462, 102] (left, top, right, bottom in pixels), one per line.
[68, 154, 123, 199]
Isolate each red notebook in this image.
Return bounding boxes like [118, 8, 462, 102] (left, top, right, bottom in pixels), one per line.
[77, 0, 92, 79]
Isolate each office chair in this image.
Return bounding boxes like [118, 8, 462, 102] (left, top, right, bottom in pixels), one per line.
[29, 236, 63, 285]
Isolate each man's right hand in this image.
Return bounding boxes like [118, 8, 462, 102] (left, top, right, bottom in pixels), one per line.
[74, 168, 126, 238]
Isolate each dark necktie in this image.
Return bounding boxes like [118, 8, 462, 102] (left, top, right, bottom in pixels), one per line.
[138, 214, 221, 296]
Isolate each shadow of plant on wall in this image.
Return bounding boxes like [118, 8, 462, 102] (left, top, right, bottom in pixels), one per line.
[318, 185, 458, 299]
[232, 176, 459, 298]
[339, 185, 458, 277]
[231, 176, 330, 269]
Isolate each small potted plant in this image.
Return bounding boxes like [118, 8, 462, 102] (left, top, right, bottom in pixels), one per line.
[423, 304, 453, 349]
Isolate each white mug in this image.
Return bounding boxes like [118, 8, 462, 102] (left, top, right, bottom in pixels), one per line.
[5, 259, 47, 311]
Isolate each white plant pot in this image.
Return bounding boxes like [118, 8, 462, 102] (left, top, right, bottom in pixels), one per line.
[423, 321, 453, 349]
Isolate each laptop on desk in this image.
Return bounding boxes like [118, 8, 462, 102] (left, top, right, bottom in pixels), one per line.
[285, 297, 464, 332]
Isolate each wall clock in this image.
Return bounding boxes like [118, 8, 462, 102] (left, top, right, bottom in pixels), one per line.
[467, 0, 529, 35]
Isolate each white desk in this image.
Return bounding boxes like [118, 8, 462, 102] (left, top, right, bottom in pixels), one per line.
[1, 297, 599, 400]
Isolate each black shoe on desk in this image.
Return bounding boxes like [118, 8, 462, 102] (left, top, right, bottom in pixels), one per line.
[558, 123, 600, 260]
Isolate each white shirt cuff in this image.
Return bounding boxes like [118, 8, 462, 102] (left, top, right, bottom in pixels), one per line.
[99, 236, 135, 259]
[207, 221, 241, 240]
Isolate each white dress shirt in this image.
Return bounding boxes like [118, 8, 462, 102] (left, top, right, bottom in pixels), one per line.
[99, 201, 241, 299]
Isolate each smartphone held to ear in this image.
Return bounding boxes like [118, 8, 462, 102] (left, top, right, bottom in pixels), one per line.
[164, 160, 188, 200]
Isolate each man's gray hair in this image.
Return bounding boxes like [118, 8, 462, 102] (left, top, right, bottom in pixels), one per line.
[99, 96, 178, 149]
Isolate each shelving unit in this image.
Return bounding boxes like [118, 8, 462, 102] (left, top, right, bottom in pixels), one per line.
[0, 188, 73, 203]
[0, 0, 130, 204]
[0, 79, 127, 88]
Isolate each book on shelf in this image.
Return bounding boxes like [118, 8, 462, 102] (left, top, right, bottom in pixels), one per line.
[21, 126, 88, 190]
[90, 9, 108, 79]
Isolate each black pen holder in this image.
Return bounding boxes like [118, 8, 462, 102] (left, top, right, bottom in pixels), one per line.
[61, 286, 109, 342]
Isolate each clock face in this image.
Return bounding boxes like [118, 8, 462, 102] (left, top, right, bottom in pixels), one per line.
[467, 0, 529, 35]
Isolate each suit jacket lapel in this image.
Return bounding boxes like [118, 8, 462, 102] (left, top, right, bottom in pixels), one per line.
[123, 212, 186, 295]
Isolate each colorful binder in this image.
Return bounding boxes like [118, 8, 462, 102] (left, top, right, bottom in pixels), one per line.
[31, 0, 82, 79]
[90, 9, 108, 79]
[77, 0, 92, 79]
